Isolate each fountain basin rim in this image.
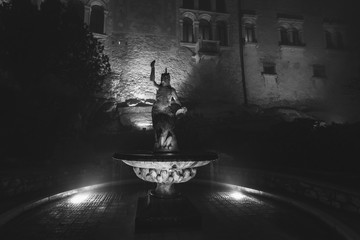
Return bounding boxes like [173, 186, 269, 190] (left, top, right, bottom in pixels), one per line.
[112, 151, 218, 162]
[113, 151, 217, 169]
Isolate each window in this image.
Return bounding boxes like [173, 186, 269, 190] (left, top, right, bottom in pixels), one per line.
[262, 62, 278, 90]
[279, 27, 303, 46]
[313, 65, 326, 78]
[278, 15, 304, 46]
[325, 30, 334, 48]
[180, 5, 229, 48]
[199, 19, 211, 40]
[199, 0, 211, 11]
[244, 23, 256, 43]
[323, 22, 345, 50]
[325, 30, 344, 49]
[263, 63, 276, 75]
[217, 21, 228, 46]
[216, 0, 226, 12]
[182, 17, 194, 42]
[242, 13, 257, 44]
[90, 5, 104, 34]
[279, 27, 289, 45]
[182, 0, 194, 9]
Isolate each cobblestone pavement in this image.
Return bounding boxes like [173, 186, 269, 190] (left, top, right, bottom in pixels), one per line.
[0, 182, 344, 240]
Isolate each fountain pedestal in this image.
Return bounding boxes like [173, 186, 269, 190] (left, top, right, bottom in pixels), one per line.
[135, 191, 201, 233]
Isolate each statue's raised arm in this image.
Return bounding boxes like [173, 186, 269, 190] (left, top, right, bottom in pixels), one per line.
[150, 60, 160, 88]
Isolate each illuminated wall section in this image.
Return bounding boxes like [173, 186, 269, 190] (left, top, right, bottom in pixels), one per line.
[95, 0, 358, 111]
[99, 0, 244, 105]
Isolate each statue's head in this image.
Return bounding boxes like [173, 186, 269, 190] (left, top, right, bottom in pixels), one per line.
[161, 68, 170, 86]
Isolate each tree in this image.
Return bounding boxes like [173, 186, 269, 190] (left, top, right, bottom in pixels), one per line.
[0, 0, 111, 162]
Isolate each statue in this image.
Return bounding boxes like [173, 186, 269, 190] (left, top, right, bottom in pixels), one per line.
[150, 60, 187, 152]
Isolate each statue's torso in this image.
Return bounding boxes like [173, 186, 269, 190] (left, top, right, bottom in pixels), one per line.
[153, 86, 174, 112]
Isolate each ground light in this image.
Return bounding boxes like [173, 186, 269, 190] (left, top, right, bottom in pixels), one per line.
[68, 192, 91, 205]
[229, 191, 246, 200]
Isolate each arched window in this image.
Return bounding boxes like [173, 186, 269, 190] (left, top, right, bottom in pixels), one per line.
[182, 0, 194, 9]
[216, 0, 226, 12]
[199, 19, 211, 40]
[244, 23, 256, 43]
[199, 0, 211, 11]
[217, 21, 228, 46]
[182, 17, 194, 42]
[280, 27, 302, 46]
[280, 27, 289, 45]
[90, 5, 104, 34]
[278, 15, 304, 46]
[325, 29, 344, 49]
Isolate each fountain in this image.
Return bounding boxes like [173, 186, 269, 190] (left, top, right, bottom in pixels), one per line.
[113, 60, 217, 232]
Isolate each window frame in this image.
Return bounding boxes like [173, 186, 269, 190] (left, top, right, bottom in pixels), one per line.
[89, 5, 105, 34]
[278, 15, 304, 47]
[262, 62, 277, 75]
[84, 0, 108, 36]
[323, 22, 346, 50]
[182, 17, 194, 43]
[242, 13, 257, 45]
[199, 18, 212, 40]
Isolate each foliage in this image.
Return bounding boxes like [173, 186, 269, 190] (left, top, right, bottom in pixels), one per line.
[0, 0, 110, 93]
[0, 0, 111, 162]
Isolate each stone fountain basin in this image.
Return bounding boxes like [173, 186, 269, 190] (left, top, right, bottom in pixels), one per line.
[113, 151, 218, 195]
[113, 152, 218, 169]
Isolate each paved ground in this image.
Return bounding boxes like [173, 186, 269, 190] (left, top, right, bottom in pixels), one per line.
[0, 181, 345, 240]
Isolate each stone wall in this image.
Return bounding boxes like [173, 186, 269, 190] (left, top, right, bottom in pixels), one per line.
[88, 0, 359, 128]
[98, 0, 244, 105]
[241, 0, 358, 106]
[31, 0, 359, 109]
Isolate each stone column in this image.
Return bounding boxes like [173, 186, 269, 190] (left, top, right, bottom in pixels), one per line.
[211, 22, 217, 41]
[179, 19, 184, 42]
[288, 28, 293, 44]
[278, 27, 281, 44]
[254, 25, 257, 42]
[193, 20, 199, 42]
